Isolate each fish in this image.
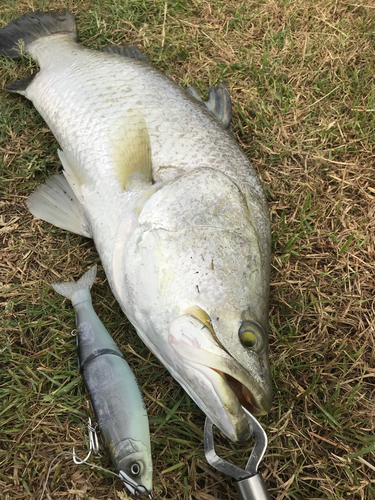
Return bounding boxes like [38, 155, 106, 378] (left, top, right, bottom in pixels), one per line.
[52, 265, 153, 497]
[0, 10, 272, 442]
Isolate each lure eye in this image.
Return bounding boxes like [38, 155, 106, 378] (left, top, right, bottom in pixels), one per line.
[239, 321, 263, 349]
[130, 462, 141, 475]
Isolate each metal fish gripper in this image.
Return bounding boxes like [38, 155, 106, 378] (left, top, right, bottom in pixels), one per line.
[204, 407, 271, 500]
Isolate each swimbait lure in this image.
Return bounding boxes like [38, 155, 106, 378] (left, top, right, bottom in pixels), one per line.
[52, 265, 152, 497]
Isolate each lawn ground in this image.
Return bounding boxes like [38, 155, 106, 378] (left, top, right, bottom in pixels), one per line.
[1, 1, 375, 499]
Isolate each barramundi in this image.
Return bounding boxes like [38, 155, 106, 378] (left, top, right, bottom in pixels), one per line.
[0, 10, 272, 442]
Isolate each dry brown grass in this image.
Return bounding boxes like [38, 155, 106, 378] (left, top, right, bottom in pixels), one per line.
[1, 1, 375, 499]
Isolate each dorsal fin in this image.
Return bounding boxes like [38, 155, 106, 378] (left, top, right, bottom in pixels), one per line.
[186, 85, 204, 104]
[110, 109, 153, 191]
[205, 82, 232, 130]
[100, 44, 150, 64]
[186, 82, 232, 130]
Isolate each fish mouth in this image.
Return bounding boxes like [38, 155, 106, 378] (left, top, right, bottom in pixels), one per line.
[220, 372, 263, 415]
[179, 349, 268, 414]
[169, 313, 271, 441]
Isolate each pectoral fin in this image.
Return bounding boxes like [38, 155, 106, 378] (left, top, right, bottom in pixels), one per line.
[111, 109, 153, 191]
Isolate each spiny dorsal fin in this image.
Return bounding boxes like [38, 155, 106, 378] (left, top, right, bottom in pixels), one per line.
[205, 82, 232, 130]
[26, 174, 91, 238]
[186, 82, 232, 130]
[110, 109, 153, 191]
[186, 85, 204, 105]
[101, 44, 150, 64]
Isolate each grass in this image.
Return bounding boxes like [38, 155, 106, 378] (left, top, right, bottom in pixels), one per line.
[1, 0, 375, 499]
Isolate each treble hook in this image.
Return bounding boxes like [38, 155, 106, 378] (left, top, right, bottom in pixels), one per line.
[72, 417, 101, 464]
[71, 418, 153, 498]
[87, 418, 101, 456]
[72, 446, 92, 465]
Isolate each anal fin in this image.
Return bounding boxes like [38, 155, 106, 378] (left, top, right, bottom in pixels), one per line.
[26, 174, 91, 238]
[6, 71, 38, 95]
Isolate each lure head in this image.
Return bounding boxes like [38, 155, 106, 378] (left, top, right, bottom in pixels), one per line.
[117, 448, 153, 496]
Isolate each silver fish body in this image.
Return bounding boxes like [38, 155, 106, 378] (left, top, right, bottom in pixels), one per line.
[1, 11, 272, 442]
[52, 266, 152, 495]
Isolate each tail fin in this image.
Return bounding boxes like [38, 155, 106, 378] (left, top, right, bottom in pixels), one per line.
[0, 10, 77, 59]
[52, 265, 97, 300]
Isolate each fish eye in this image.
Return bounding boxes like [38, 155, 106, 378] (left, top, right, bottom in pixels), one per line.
[130, 462, 142, 475]
[239, 321, 264, 350]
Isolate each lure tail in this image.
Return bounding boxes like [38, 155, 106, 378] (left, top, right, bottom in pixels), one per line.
[0, 10, 77, 59]
[52, 265, 97, 300]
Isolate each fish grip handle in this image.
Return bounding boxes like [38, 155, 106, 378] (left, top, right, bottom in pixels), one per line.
[236, 473, 272, 500]
[204, 406, 272, 500]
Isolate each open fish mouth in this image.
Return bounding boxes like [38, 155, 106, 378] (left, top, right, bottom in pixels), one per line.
[171, 340, 269, 413]
[169, 312, 271, 441]
[222, 373, 263, 415]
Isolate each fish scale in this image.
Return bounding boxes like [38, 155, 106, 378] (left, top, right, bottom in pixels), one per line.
[29, 37, 264, 183]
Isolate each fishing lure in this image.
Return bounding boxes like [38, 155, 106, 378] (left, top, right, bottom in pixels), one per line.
[52, 265, 152, 497]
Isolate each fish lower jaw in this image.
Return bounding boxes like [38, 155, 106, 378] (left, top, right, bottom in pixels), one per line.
[168, 314, 270, 439]
[181, 360, 253, 442]
[169, 342, 268, 416]
[176, 354, 265, 439]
